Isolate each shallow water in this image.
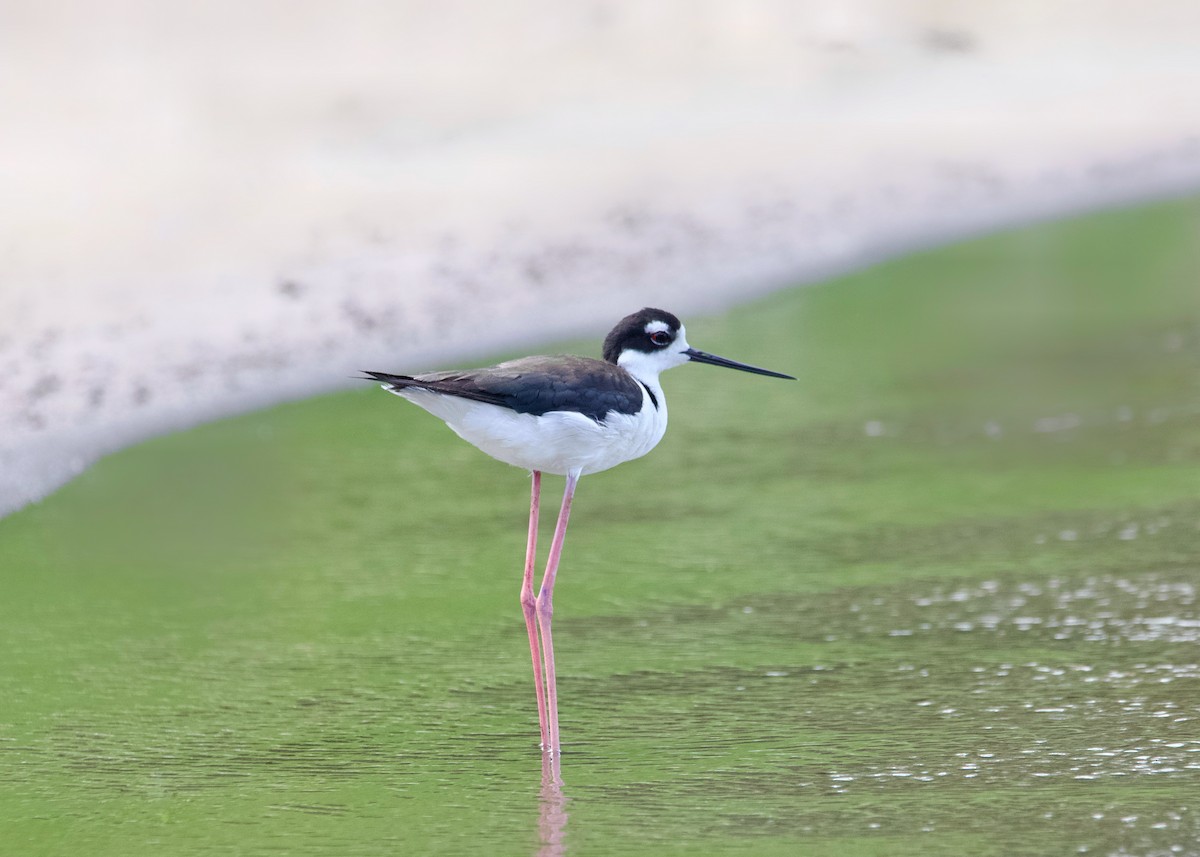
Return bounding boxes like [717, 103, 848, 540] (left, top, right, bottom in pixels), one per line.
[5, 566, 1197, 855]
[3, 198, 1200, 855]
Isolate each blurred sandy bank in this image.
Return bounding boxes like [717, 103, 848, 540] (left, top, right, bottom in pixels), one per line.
[3, 0, 1200, 515]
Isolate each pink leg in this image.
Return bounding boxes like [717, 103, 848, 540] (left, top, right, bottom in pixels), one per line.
[536, 468, 581, 755]
[519, 471, 549, 749]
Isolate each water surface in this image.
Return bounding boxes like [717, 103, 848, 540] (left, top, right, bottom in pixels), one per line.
[3, 198, 1200, 855]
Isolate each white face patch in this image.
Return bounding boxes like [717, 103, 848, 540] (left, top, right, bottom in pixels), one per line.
[619, 323, 691, 381]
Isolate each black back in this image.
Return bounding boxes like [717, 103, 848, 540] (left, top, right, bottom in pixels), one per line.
[365, 355, 647, 423]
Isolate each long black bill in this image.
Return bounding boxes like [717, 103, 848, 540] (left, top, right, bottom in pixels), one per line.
[685, 348, 795, 379]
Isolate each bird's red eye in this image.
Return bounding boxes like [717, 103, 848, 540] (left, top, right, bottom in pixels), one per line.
[649, 331, 671, 346]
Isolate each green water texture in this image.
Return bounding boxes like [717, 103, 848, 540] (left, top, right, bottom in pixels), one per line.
[3, 199, 1199, 855]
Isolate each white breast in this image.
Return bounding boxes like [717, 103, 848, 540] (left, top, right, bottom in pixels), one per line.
[395, 383, 668, 476]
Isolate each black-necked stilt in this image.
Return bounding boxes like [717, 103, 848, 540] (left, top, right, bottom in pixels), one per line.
[364, 307, 793, 754]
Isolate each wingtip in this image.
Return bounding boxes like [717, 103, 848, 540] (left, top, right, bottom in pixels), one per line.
[360, 370, 419, 389]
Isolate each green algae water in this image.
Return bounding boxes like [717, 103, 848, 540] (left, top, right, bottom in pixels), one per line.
[2, 198, 1199, 856]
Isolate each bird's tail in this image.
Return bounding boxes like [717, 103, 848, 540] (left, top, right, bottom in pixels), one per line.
[360, 370, 420, 389]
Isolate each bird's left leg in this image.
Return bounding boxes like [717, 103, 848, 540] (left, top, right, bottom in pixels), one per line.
[519, 470, 549, 749]
[536, 467, 580, 755]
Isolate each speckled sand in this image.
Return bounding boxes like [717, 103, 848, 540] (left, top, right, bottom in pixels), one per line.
[3, 1, 1200, 517]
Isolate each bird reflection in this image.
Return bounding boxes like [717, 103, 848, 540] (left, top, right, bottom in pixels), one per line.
[537, 753, 568, 857]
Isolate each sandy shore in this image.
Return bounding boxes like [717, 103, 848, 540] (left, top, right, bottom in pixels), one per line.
[3, 1, 1200, 518]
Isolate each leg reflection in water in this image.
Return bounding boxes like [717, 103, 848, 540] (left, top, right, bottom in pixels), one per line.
[537, 753, 568, 857]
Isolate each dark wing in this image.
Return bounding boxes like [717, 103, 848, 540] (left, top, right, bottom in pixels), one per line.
[363, 356, 645, 423]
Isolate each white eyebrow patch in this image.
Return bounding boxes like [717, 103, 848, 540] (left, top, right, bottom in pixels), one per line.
[644, 320, 671, 335]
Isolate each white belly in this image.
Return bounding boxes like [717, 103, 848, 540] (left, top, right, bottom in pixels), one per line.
[396, 387, 668, 476]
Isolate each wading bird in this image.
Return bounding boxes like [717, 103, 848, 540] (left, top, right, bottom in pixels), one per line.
[365, 307, 793, 754]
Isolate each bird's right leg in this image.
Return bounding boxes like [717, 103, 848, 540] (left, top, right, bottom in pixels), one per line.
[536, 468, 580, 755]
[519, 470, 549, 749]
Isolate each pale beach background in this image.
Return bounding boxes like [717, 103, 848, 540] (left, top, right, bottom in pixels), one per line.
[3, 0, 1200, 517]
